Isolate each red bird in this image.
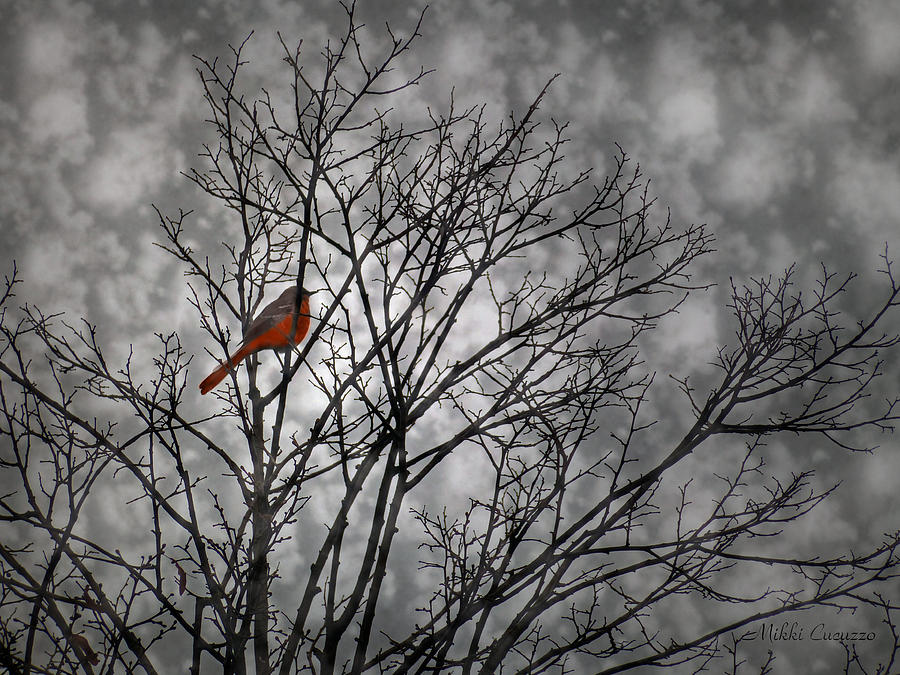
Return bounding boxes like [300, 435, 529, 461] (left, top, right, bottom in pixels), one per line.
[199, 287, 312, 395]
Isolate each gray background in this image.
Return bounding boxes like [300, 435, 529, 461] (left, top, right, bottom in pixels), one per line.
[2, 0, 900, 671]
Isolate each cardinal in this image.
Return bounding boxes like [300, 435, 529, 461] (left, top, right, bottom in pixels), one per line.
[199, 286, 312, 395]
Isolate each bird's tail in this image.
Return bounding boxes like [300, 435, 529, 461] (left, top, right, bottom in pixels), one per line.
[199, 343, 252, 395]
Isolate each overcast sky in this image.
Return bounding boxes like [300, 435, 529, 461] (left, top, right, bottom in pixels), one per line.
[2, 0, 900, 671]
[3, 0, 900, 369]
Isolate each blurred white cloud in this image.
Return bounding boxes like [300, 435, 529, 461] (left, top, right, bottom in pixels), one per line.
[649, 291, 719, 375]
[20, 16, 86, 78]
[785, 55, 856, 125]
[657, 87, 719, 149]
[81, 124, 183, 214]
[853, 0, 900, 74]
[830, 145, 900, 246]
[716, 129, 800, 211]
[651, 32, 721, 160]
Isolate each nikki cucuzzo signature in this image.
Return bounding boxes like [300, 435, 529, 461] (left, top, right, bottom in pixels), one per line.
[749, 621, 877, 642]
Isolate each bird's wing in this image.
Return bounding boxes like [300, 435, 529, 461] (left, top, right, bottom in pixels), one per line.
[241, 291, 299, 345]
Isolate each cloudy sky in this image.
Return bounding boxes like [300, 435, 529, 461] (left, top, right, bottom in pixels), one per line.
[3, 0, 900, 363]
[2, 0, 900, 671]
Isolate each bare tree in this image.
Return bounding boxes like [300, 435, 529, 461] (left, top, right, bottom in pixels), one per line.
[2, 6, 900, 674]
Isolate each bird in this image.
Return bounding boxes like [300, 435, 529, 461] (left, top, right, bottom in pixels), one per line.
[199, 286, 313, 395]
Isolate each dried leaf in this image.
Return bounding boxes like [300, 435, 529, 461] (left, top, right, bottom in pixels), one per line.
[70, 633, 100, 666]
[176, 561, 187, 596]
